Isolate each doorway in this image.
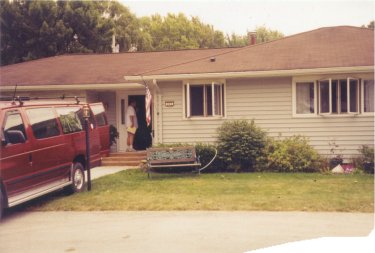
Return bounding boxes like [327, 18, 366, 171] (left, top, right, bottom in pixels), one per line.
[117, 92, 152, 152]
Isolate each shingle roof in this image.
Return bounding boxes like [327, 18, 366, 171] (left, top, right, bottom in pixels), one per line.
[0, 48, 236, 86]
[140, 26, 374, 76]
[0, 26, 373, 87]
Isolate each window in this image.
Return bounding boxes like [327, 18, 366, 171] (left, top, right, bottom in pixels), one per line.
[90, 104, 107, 127]
[26, 108, 60, 139]
[318, 78, 359, 114]
[56, 107, 84, 134]
[3, 110, 27, 144]
[364, 80, 374, 112]
[184, 82, 225, 118]
[296, 82, 315, 114]
[294, 77, 373, 116]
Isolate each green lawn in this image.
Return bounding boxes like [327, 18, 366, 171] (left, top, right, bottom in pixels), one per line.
[27, 170, 374, 212]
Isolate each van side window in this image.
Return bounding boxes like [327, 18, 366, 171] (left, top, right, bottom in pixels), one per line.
[26, 108, 60, 139]
[3, 111, 27, 144]
[56, 107, 84, 134]
[90, 104, 107, 127]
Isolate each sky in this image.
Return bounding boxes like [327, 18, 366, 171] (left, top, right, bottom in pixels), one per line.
[120, 0, 375, 36]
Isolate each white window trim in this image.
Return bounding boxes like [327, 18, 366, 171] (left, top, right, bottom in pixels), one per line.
[293, 75, 373, 118]
[292, 79, 317, 118]
[182, 79, 226, 120]
[361, 79, 375, 116]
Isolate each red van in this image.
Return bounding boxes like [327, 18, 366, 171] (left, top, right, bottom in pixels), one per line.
[0, 100, 109, 218]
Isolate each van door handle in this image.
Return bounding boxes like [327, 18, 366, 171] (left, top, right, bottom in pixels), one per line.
[29, 153, 33, 166]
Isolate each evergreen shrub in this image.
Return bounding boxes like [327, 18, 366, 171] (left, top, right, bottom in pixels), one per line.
[216, 120, 267, 172]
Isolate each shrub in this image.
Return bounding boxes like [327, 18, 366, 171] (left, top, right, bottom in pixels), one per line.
[354, 145, 374, 174]
[194, 143, 225, 173]
[216, 120, 267, 172]
[265, 135, 321, 172]
[109, 125, 119, 146]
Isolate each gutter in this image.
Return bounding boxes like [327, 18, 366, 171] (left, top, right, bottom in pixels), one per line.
[0, 82, 145, 91]
[124, 66, 374, 82]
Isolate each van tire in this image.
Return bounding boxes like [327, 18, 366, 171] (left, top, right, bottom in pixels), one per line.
[67, 162, 86, 194]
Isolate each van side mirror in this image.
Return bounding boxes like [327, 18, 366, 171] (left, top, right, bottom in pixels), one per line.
[5, 130, 26, 144]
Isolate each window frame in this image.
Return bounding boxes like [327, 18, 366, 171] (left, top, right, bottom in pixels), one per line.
[183, 80, 226, 119]
[317, 78, 360, 115]
[292, 79, 318, 117]
[26, 107, 61, 139]
[2, 110, 28, 145]
[293, 76, 372, 117]
[361, 79, 375, 115]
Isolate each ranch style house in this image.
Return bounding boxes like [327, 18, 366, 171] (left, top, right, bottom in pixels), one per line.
[1, 26, 374, 161]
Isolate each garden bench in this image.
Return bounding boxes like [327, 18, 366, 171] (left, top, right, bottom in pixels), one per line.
[146, 146, 201, 178]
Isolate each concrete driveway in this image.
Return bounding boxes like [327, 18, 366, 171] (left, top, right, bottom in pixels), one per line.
[0, 211, 373, 253]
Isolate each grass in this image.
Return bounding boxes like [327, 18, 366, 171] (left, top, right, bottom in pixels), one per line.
[26, 170, 374, 212]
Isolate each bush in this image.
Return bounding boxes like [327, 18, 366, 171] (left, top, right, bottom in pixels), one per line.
[354, 145, 374, 174]
[264, 135, 321, 172]
[109, 125, 119, 147]
[216, 120, 267, 172]
[195, 143, 225, 173]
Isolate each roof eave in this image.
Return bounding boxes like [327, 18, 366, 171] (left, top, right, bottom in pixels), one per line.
[124, 66, 374, 82]
[0, 82, 144, 91]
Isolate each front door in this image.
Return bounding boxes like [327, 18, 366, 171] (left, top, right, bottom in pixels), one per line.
[116, 91, 152, 152]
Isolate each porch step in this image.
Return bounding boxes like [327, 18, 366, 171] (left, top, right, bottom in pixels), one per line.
[101, 151, 147, 167]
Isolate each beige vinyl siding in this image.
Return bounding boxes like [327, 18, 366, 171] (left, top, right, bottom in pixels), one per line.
[158, 77, 374, 158]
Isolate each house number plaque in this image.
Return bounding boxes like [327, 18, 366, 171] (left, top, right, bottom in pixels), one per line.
[165, 101, 174, 107]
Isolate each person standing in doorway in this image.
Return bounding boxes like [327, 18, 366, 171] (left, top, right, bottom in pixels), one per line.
[126, 99, 138, 151]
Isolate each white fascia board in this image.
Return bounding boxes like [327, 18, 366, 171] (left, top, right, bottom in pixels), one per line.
[0, 83, 145, 91]
[124, 66, 374, 82]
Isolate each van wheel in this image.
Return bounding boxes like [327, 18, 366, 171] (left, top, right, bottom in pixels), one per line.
[67, 162, 85, 194]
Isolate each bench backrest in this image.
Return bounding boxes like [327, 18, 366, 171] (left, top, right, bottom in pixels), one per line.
[147, 147, 197, 165]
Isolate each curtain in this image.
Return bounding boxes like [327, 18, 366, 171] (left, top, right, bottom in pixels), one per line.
[364, 80, 374, 112]
[296, 83, 314, 114]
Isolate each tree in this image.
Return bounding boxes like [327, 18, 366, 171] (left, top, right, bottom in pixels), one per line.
[138, 13, 225, 51]
[225, 26, 284, 47]
[253, 26, 284, 43]
[225, 33, 248, 47]
[0, 0, 138, 65]
[362, 20, 374, 29]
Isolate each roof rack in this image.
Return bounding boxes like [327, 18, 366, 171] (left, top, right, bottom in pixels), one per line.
[0, 95, 84, 106]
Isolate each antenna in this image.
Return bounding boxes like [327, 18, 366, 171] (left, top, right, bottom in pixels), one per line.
[12, 84, 18, 102]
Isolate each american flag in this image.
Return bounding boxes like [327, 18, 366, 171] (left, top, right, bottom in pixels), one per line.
[145, 86, 152, 126]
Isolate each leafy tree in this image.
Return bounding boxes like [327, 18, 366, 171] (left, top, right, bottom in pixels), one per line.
[225, 26, 284, 47]
[0, 0, 283, 66]
[253, 26, 284, 43]
[361, 20, 374, 29]
[0, 0, 137, 65]
[138, 13, 225, 51]
[225, 33, 248, 47]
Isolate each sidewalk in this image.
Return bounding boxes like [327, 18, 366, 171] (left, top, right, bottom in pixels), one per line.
[88, 166, 135, 180]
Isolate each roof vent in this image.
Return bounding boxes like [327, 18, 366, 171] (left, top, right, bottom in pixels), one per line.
[210, 57, 216, 62]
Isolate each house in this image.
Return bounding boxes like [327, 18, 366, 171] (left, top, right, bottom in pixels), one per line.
[1, 26, 373, 160]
